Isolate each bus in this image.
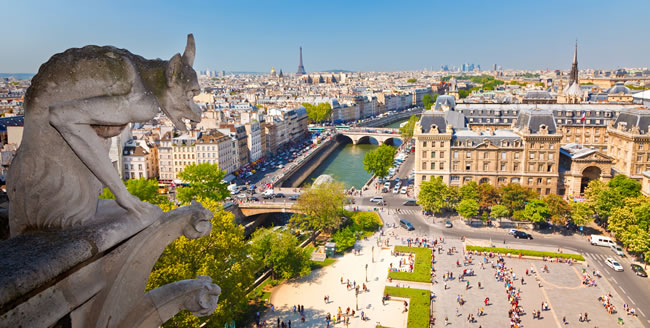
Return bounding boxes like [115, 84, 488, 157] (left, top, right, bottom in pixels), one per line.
[335, 125, 351, 130]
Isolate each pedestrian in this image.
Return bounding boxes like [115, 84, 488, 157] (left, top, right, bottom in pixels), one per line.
[288, 320, 291, 328]
[562, 316, 567, 325]
[277, 317, 280, 328]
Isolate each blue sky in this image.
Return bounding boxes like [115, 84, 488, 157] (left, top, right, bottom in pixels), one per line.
[2, 0, 649, 73]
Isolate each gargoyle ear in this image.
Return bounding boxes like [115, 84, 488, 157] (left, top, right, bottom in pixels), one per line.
[166, 54, 182, 86]
[182, 34, 195, 66]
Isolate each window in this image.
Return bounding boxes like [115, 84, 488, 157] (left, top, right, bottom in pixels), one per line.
[500, 163, 506, 171]
[511, 177, 520, 183]
[545, 188, 550, 194]
[431, 151, 436, 158]
[483, 152, 489, 159]
[538, 164, 544, 171]
[451, 176, 460, 183]
[439, 162, 444, 170]
[422, 151, 427, 158]
[539, 153, 545, 161]
[514, 163, 519, 171]
[466, 152, 471, 159]
[498, 177, 507, 184]
[431, 162, 436, 170]
[464, 176, 472, 183]
[546, 178, 551, 184]
[528, 178, 533, 185]
[537, 178, 542, 184]
[483, 163, 489, 171]
[529, 153, 535, 160]
[423, 141, 427, 147]
[549, 153, 554, 160]
[138, 164, 142, 170]
[453, 162, 459, 170]
[440, 142, 445, 147]
[501, 152, 506, 160]
[453, 151, 459, 159]
[514, 153, 520, 159]
[422, 162, 426, 170]
[440, 151, 445, 158]
[549, 144, 554, 149]
[466, 162, 472, 171]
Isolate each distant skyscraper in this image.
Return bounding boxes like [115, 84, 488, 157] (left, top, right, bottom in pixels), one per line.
[569, 41, 579, 86]
[297, 46, 306, 76]
[493, 64, 497, 71]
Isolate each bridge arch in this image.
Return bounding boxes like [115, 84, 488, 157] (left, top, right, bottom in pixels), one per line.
[356, 135, 380, 145]
[383, 137, 403, 147]
[335, 134, 354, 144]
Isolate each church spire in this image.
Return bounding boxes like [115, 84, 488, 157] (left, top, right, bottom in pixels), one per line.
[569, 40, 579, 85]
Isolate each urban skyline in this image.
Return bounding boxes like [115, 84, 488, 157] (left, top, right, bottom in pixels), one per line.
[2, 0, 650, 73]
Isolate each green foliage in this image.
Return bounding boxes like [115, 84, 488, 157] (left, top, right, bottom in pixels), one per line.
[407, 78, 417, 83]
[585, 179, 625, 221]
[176, 163, 229, 204]
[291, 180, 347, 242]
[422, 94, 435, 109]
[543, 194, 571, 225]
[570, 201, 594, 226]
[383, 286, 431, 328]
[458, 89, 470, 98]
[457, 199, 479, 219]
[147, 198, 256, 328]
[417, 177, 447, 213]
[499, 183, 538, 214]
[509, 80, 527, 86]
[332, 226, 359, 252]
[302, 102, 332, 123]
[625, 84, 646, 90]
[466, 245, 584, 261]
[363, 144, 396, 178]
[352, 211, 382, 231]
[608, 196, 650, 263]
[399, 115, 419, 141]
[519, 72, 540, 78]
[608, 174, 641, 198]
[490, 204, 510, 219]
[460, 181, 478, 201]
[388, 246, 432, 283]
[99, 178, 168, 205]
[518, 199, 551, 223]
[250, 228, 312, 280]
[332, 211, 381, 252]
[445, 185, 462, 210]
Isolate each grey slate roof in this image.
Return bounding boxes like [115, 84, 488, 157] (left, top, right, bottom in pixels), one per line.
[514, 109, 558, 134]
[613, 109, 650, 134]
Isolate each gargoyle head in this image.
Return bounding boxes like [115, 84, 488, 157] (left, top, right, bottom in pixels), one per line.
[160, 34, 201, 132]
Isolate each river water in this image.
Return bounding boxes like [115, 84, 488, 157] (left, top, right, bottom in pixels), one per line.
[301, 117, 410, 189]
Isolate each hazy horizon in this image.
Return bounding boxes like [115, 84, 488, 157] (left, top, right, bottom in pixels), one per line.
[2, 0, 649, 73]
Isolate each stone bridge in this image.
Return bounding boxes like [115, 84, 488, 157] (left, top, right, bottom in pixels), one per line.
[237, 202, 299, 217]
[337, 128, 403, 145]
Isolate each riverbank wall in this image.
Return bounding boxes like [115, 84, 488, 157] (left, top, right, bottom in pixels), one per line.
[361, 108, 423, 127]
[275, 137, 341, 188]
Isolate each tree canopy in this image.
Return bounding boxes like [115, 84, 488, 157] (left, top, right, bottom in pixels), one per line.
[499, 183, 538, 214]
[422, 94, 437, 110]
[249, 228, 311, 280]
[460, 181, 478, 202]
[146, 198, 256, 328]
[516, 199, 551, 223]
[399, 115, 419, 142]
[417, 177, 448, 213]
[302, 102, 332, 123]
[407, 78, 417, 83]
[490, 204, 510, 220]
[543, 194, 571, 225]
[477, 183, 500, 209]
[100, 178, 168, 205]
[290, 180, 347, 244]
[363, 144, 396, 178]
[457, 199, 479, 219]
[177, 163, 229, 204]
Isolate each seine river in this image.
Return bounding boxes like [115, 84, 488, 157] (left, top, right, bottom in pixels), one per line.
[301, 117, 410, 189]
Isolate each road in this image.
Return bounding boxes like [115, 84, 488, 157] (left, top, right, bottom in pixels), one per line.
[356, 149, 650, 327]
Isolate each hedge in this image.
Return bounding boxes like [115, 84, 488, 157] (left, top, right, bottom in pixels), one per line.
[388, 246, 432, 283]
[383, 286, 431, 328]
[465, 245, 585, 261]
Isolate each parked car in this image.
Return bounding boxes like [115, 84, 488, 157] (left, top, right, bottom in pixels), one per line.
[392, 186, 400, 194]
[610, 245, 625, 257]
[445, 220, 453, 228]
[289, 194, 299, 201]
[400, 186, 408, 194]
[275, 193, 286, 198]
[630, 264, 647, 277]
[508, 229, 520, 235]
[590, 235, 616, 247]
[513, 231, 533, 239]
[403, 200, 417, 206]
[249, 196, 259, 202]
[399, 218, 415, 231]
[605, 258, 624, 272]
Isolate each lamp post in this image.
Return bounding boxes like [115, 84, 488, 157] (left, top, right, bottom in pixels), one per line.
[355, 289, 359, 310]
[365, 263, 368, 282]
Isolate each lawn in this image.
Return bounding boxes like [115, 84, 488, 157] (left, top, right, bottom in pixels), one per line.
[466, 245, 585, 261]
[388, 246, 432, 283]
[383, 286, 431, 328]
[311, 258, 336, 270]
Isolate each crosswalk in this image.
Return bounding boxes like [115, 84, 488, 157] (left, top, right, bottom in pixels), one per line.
[583, 251, 627, 265]
[394, 209, 419, 215]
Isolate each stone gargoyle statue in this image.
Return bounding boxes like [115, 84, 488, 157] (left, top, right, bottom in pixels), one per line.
[7, 34, 202, 236]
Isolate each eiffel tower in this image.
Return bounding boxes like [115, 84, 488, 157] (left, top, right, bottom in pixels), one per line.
[296, 46, 306, 76]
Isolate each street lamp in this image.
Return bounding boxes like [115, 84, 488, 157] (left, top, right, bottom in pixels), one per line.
[355, 289, 359, 310]
[365, 263, 368, 282]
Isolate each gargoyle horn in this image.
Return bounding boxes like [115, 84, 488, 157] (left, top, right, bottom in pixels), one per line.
[183, 34, 195, 67]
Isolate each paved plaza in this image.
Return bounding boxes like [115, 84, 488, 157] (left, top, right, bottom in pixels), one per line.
[261, 221, 645, 328]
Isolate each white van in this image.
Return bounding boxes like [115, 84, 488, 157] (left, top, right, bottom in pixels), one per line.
[590, 235, 616, 247]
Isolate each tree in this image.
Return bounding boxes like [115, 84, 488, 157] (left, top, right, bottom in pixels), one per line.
[445, 185, 462, 211]
[399, 115, 419, 142]
[490, 204, 510, 221]
[422, 94, 435, 109]
[608, 196, 650, 260]
[176, 163, 229, 204]
[146, 198, 256, 328]
[543, 194, 571, 225]
[460, 181, 478, 202]
[99, 178, 167, 205]
[407, 78, 417, 83]
[363, 145, 396, 178]
[517, 199, 551, 224]
[302, 102, 332, 123]
[608, 174, 641, 198]
[477, 183, 500, 209]
[458, 89, 470, 99]
[417, 177, 447, 214]
[585, 180, 625, 222]
[291, 180, 347, 245]
[332, 226, 359, 252]
[250, 228, 312, 280]
[499, 183, 538, 214]
[457, 199, 479, 219]
[569, 201, 594, 227]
